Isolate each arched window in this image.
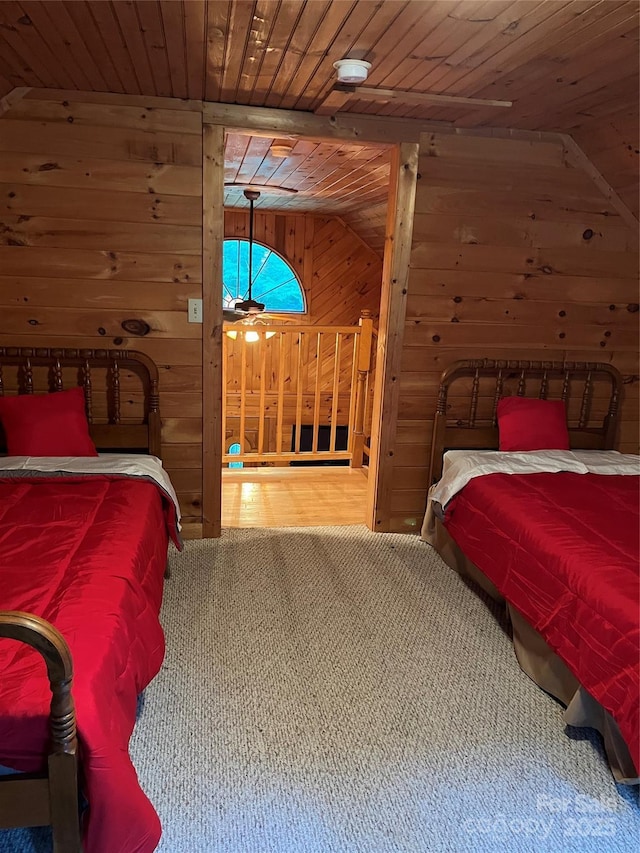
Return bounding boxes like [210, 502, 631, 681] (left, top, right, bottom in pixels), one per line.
[223, 239, 305, 314]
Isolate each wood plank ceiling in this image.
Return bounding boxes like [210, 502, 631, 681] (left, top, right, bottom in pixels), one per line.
[0, 0, 637, 226]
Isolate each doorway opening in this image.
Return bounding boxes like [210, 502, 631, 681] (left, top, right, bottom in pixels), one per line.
[214, 128, 396, 530]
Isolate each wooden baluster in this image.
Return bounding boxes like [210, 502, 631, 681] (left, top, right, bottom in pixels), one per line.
[24, 357, 34, 394]
[294, 332, 304, 454]
[469, 368, 480, 427]
[257, 331, 267, 456]
[111, 359, 121, 424]
[539, 370, 548, 399]
[276, 331, 286, 454]
[517, 368, 526, 397]
[53, 358, 64, 391]
[83, 360, 93, 422]
[492, 369, 503, 426]
[239, 335, 247, 454]
[561, 370, 570, 403]
[312, 332, 322, 453]
[578, 370, 592, 429]
[0, 364, 4, 397]
[330, 333, 342, 454]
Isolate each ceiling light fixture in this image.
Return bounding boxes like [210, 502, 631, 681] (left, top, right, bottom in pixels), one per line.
[224, 189, 276, 343]
[270, 142, 294, 158]
[333, 58, 371, 84]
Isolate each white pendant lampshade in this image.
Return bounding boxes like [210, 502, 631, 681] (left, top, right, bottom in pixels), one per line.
[333, 58, 371, 84]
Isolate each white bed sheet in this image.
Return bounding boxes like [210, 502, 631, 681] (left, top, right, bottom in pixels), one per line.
[430, 449, 640, 510]
[0, 453, 182, 529]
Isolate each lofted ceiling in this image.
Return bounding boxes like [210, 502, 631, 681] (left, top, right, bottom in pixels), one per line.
[0, 0, 637, 230]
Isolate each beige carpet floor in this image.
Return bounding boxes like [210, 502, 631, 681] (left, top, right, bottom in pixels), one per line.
[128, 527, 638, 853]
[3, 526, 638, 852]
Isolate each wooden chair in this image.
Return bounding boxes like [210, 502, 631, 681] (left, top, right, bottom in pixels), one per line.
[0, 612, 82, 853]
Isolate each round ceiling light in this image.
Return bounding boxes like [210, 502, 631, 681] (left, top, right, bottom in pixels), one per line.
[270, 143, 294, 158]
[333, 58, 371, 84]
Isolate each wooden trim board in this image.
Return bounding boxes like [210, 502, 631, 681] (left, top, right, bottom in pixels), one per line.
[202, 124, 224, 538]
[0, 87, 31, 118]
[562, 134, 639, 233]
[366, 142, 419, 532]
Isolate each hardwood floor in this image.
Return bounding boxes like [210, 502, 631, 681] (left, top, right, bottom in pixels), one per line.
[222, 466, 369, 527]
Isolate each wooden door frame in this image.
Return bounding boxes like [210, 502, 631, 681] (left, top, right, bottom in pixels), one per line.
[365, 142, 419, 532]
[201, 108, 419, 538]
[202, 125, 224, 538]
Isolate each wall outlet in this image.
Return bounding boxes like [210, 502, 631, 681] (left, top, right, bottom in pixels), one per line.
[188, 298, 203, 323]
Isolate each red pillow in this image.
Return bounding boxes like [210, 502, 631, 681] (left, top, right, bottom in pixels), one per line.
[497, 396, 570, 452]
[0, 386, 98, 457]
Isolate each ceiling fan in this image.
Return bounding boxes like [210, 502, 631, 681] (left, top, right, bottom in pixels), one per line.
[223, 189, 279, 336]
[316, 58, 513, 115]
[224, 182, 298, 195]
[333, 84, 513, 109]
[223, 187, 263, 323]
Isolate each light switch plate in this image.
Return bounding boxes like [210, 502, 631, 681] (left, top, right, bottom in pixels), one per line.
[188, 298, 203, 323]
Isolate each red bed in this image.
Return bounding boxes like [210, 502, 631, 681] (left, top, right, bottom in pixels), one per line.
[422, 358, 639, 782]
[0, 471, 180, 853]
[0, 345, 181, 852]
[443, 470, 640, 777]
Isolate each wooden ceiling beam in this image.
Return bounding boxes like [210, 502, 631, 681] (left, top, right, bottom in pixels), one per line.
[203, 101, 564, 146]
[23, 87, 202, 112]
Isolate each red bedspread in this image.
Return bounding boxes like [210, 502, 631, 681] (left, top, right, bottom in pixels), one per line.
[443, 472, 640, 776]
[0, 474, 179, 853]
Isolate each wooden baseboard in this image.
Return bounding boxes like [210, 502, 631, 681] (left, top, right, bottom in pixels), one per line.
[180, 522, 203, 540]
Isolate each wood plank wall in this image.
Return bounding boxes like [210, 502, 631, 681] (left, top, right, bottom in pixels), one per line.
[386, 131, 640, 533]
[0, 96, 383, 530]
[342, 204, 387, 258]
[574, 110, 639, 220]
[223, 210, 382, 324]
[0, 93, 205, 527]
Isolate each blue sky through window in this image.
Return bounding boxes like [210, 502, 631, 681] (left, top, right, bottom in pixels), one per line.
[223, 239, 305, 313]
[228, 441, 243, 469]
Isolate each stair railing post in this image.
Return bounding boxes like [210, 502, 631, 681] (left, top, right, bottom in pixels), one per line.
[351, 310, 374, 468]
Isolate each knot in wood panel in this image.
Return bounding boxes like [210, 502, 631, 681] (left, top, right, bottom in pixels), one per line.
[121, 319, 151, 336]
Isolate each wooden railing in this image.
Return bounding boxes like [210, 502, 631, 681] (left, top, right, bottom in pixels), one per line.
[223, 312, 375, 466]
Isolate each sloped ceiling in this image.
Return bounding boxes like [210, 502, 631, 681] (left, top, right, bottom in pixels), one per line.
[0, 0, 637, 234]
